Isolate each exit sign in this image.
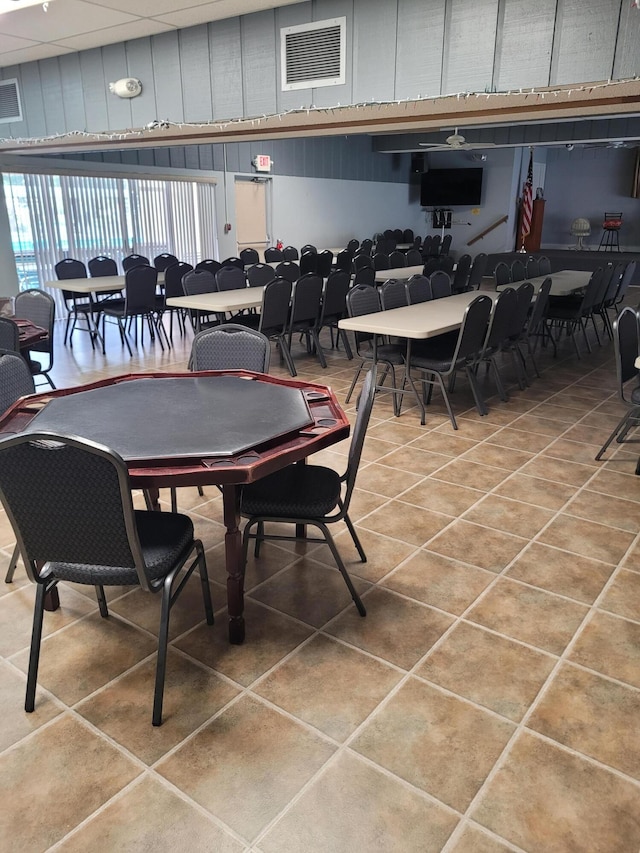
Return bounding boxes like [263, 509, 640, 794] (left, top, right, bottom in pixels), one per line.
[253, 154, 272, 172]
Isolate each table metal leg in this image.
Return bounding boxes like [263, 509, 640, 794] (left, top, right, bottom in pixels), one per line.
[222, 484, 245, 644]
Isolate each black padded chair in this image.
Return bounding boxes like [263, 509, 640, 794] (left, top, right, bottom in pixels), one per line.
[526, 258, 540, 279]
[189, 323, 270, 373]
[406, 248, 423, 266]
[154, 253, 179, 272]
[316, 271, 353, 359]
[55, 258, 99, 349]
[182, 268, 220, 331]
[240, 248, 260, 266]
[403, 229, 414, 243]
[388, 251, 406, 268]
[287, 273, 325, 369]
[595, 307, 640, 460]
[372, 252, 390, 271]
[122, 253, 149, 272]
[494, 262, 512, 287]
[430, 270, 452, 300]
[88, 255, 123, 306]
[392, 228, 403, 242]
[431, 235, 441, 256]
[353, 253, 374, 272]
[353, 267, 376, 287]
[538, 256, 551, 276]
[406, 275, 432, 305]
[467, 253, 488, 291]
[275, 261, 300, 283]
[518, 278, 552, 379]
[346, 239, 360, 255]
[0, 316, 20, 354]
[240, 366, 377, 619]
[359, 239, 373, 256]
[600, 262, 626, 339]
[406, 295, 492, 429]
[163, 262, 193, 341]
[102, 265, 169, 356]
[300, 244, 317, 255]
[344, 285, 404, 416]
[299, 252, 317, 276]
[502, 282, 535, 389]
[14, 289, 56, 389]
[235, 278, 295, 376]
[215, 265, 246, 292]
[334, 249, 352, 273]
[511, 259, 526, 282]
[264, 247, 284, 263]
[196, 259, 222, 275]
[546, 268, 603, 358]
[614, 260, 637, 310]
[477, 287, 519, 402]
[220, 256, 244, 270]
[0, 430, 213, 726]
[315, 250, 334, 278]
[380, 279, 408, 310]
[0, 353, 36, 586]
[439, 234, 452, 256]
[421, 235, 435, 259]
[282, 246, 299, 261]
[452, 254, 472, 294]
[247, 263, 275, 288]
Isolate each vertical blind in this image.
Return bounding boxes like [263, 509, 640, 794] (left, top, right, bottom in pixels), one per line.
[5, 171, 218, 309]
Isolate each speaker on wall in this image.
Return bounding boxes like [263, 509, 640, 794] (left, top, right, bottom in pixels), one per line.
[411, 152, 425, 173]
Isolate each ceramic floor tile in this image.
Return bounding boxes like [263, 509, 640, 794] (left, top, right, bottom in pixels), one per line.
[254, 634, 402, 741]
[462, 494, 555, 539]
[506, 542, 614, 604]
[492, 473, 575, 511]
[588, 467, 640, 502]
[466, 577, 588, 654]
[569, 611, 640, 689]
[373, 446, 452, 476]
[157, 694, 335, 842]
[448, 824, 517, 853]
[56, 775, 244, 852]
[410, 429, 477, 457]
[458, 443, 535, 471]
[565, 489, 640, 533]
[518, 454, 596, 486]
[538, 513, 635, 565]
[0, 714, 141, 851]
[356, 500, 453, 547]
[382, 549, 494, 614]
[507, 412, 572, 438]
[485, 426, 554, 453]
[325, 587, 454, 669]
[417, 621, 556, 721]
[258, 751, 458, 853]
[354, 462, 424, 497]
[472, 731, 640, 853]
[331, 527, 417, 582]
[542, 437, 601, 466]
[528, 662, 640, 779]
[0, 658, 63, 750]
[400, 478, 484, 516]
[431, 459, 510, 491]
[427, 520, 528, 573]
[599, 569, 640, 620]
[352, 677, 514, 811]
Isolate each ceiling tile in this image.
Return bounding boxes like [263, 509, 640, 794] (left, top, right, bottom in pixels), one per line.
[0, 1, 138, 41]
[155, 0, 303, 28]
[87, 0, 215, 15]
[0, 43, 75, 66]
[55, 19, 175, 51]
[0, 34, 40, 53]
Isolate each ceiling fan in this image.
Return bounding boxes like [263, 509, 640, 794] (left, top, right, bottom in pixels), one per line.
[419, 128, 497, 152]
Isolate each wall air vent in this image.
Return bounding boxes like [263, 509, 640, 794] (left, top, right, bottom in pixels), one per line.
[0, 78, 22, 124]
[281, 17, 346, 91]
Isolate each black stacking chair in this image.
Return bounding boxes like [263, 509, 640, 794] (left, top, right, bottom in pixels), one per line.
[220, 256, 244, 270]
[406, 248, 423, 266]
[372, 252, 390, 271]
[452, 254, 472, 293]
[241, 366, 377, 618]
[423, 257, 444, 277]
[55, 258, 99, 349]
[388, 251, 406, 268]
[334, 249, 352, 273]
[477, 287, 519, 402]
[511, 259, 527, 282]
[264, 247, 284, 262]
[0, 430, 213, 726]
[430, 270, 452, 300]
[0, 316, 20, 354]
[0, 353, 36, 585]
[403, 229, 414, 243]
[431, 234, 441, 256]
[240, 247, 260, 266]
[247, 263, 275, 288]
[522, 278, 553, 374]
[346, 239, 360, 255]
[421, 235, 435, 258]
[590, 264, 617, 345]
[392, 228, 403, 242]
[196, 259, 222, 275]
[353, 253, 374, 272]
[316, 271, 353, 359]
[235, 278, 295, 375]
[406, 295, 492, 429]
[345, 284, 404, 416]
[614, 260, 637, 310]
[14, 289, 56, 389]
[275, 261, 300, 283]
[380, 279, 408, 310]
[600, 262, 626, 338]
[282, 246, 299, 261]
[299, 252, 317, 276]
[122, 253, 149, 271]
[287, 273, 325, 369]
[316, 250, 334, 278]
[526, 257, 540, 278]
[189, 324, 270, 373]
[595, 307, 640, 460]
[467, 253, 488, 291]
[538, 256, 551, 276]
[102, 265, 168, 356]
[502, 282, 535, 389]
[300, 244, 317, 255]
[406, 275, 432, 304]
[353, 267, 376, 287]
[163, 262, 193, 341]
[440, 234, 452, 256]
[359, 239, 373, 256]
[154, 253, 179, 272]
[546, 268, 603, 358]
[215, 264, 246, 292]
[182, 268, 220, 331]
[494, 262, 512, 287]
[88, 255, 123, 306]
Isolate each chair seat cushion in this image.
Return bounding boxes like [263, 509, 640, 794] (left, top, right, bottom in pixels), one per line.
[48, 510, 195, 586]
[361, 343, 404, 364]
[631, 387, 640, 405]
[241, 464, 341, 518]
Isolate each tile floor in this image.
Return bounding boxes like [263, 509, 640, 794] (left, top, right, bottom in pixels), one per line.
[2, 303, 640, 852]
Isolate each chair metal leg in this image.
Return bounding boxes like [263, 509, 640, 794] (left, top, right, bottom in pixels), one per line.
[195, 541, 215, 626]
[153, 575, 172, 726]
[25, 580, 54, 712]
[345, 360, 367, 404]
[4, 543, 20, 583]
[316, 521, 366, 616]
[95, 585, 109, 617]
[595, 409, 640, 460]
[343, 513, 367, 562]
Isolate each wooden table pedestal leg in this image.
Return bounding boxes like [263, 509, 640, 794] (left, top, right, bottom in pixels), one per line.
[223, 484, 245, 644]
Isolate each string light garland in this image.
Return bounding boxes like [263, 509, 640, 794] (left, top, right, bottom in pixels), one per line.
[0, 77, 638, 148]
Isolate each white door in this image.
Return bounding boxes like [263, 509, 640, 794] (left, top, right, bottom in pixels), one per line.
[235, 179, 269, 259]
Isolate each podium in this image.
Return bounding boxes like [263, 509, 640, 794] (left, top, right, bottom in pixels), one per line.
[517, 198, 545, 252]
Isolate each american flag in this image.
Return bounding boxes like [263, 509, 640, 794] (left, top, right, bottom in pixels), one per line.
[521, 150, 534, 244]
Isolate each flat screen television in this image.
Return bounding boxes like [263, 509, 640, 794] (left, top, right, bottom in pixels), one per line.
[420, 168, 483, 207]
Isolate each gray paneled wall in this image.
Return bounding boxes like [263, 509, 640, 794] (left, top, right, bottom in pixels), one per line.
[0, 0, 636, 142]
[50, 135, 411, 184]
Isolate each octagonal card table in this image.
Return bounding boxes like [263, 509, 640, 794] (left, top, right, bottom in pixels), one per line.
[0, 371, 350, 643]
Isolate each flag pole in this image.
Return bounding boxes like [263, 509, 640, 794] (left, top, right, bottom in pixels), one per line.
[519, 147, 534, 252]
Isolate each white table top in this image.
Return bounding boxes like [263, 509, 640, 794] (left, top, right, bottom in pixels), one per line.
[338, 292, 498, 340]
[374, 265, 425, 282]
[46, 271, 165, 293]
[498, 269, 591, 297]
[166, 286, 264, 313]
